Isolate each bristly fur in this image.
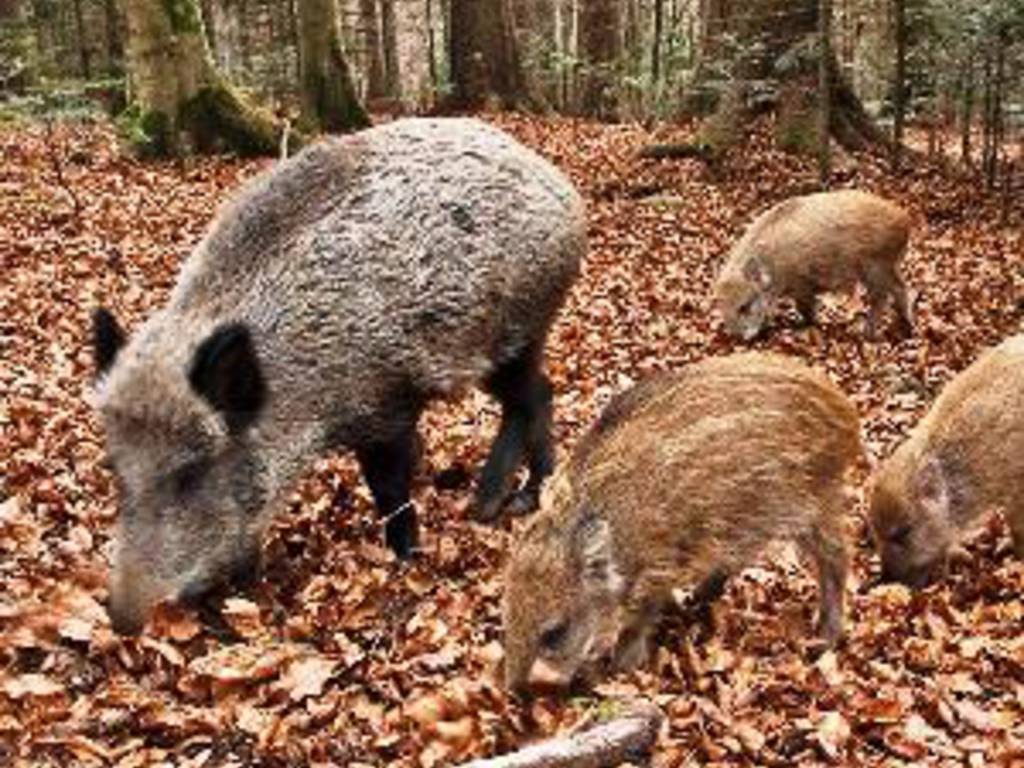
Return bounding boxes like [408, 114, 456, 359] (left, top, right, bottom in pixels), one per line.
[95, 118, 586, 632]
[715, 189, 913, 339]
[503, 352, 863, 692]
[870, 333, 1024, 585]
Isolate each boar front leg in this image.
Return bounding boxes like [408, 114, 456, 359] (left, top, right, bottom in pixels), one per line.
[797, 510, 848, 649]
[476, 347, 554, 522]
[1008, 507, 1024, 559]
[356, 424, 421, 559]
[794, 291, 817, 327]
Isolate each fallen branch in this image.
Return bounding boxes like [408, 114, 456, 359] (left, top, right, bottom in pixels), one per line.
[460, 701, 663, 768]
[637, 142, 714, 162]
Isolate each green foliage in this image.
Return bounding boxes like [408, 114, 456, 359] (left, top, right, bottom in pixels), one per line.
[161, 0, 203, 34]
[117, 103, 173, 157]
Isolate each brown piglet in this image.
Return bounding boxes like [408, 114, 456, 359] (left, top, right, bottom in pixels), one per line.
[870, 333, 1024, 587]
[502, 352, 863, 693]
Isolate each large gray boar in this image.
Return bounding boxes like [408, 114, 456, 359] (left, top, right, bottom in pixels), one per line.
[870, 334, 1024, 587]
[92, 118, 586, 634]
[502, 353, 862, 694]
[715, 189, 913, 340]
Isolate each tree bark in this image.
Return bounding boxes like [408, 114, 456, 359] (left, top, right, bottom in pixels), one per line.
[297, 0, 370, 132]
[459, 702, 663, 768]
[891, 0, 906, 170]
[578, 0, 621, 119]
[651, 0, 663, 84]
[448, 0, 527, 109]
[695, 0, 888, 155]
[818, 0, 832, 186]
[121, 0, 282, 156]
[359, 0, 387, 99]
[381, 0, 401, 99]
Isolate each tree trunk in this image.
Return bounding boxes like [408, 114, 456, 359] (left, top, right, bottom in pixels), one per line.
[359, 0, 387, 99]
[381, 0, 401, 99]
[72, 0, 91, 77]
[891, 0, 906, 171]
[578, 0, 620, 119]
[297, 0, 370, 132]
[818, 0, 831, 186]
[448, 0, 527, 109]
[960, 49, 974, 167]
[651, 0, 663, 84]
[695, 0, 887, 155]
[121, 0, 282, 156]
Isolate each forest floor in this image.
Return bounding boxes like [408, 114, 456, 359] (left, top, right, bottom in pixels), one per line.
[1, 114, 1023, 767]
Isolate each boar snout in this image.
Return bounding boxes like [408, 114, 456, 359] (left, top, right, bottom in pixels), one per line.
[878, 554, 945, 589]
[107, 562, 170, 634]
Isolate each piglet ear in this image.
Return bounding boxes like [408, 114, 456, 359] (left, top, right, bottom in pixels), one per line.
[188, 323, 266, 432]
[93, 308, 125, 377]
[743, 255, 771, 288]
[575, 510, 623, 596]
[915, 458, 950, 518]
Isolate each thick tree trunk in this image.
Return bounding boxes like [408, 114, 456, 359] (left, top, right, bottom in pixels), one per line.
[892, 0, 906, 170]
[297, 0, 370, 132]
[695, 0, 887, 155]
[359, 0, 387, 99]
[578, 0, 621, 119]
[448, 0, 527, 109]
[121, 0, 281, 156]
[651, 0, 663, 84]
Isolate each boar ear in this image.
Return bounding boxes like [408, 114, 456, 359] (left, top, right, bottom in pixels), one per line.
[743, 255, 771, 288]
[915, 458, 951, 519]
[575, 511, 623, 596]
[93, 308, 125, 377]
[188, 323, 266, 432]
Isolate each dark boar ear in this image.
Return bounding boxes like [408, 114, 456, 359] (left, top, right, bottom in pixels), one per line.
[93, 307, 126, 376]
[188, 323, 266, 432]
[575, 511, 624, 596]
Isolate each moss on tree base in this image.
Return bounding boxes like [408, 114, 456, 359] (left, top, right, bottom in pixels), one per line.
[180, 84, 280, 157]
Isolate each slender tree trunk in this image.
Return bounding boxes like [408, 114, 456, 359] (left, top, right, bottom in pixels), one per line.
[892, 0, 906, 171]
[448, 0, 527, 108]
[578, 0, 621, 119]
[72, 0, 91, 77]
[818, 0, 832, 186]
[960, 48, 974, 167]
[297, 0, 370, 132]
[359, 0, 387, 99]
[651, 0, 663, 84]
[426, 0, 437, 91]
[381, 0, 401, 99]
[121, 0, 282, 156]
[104, 0, 122, 74]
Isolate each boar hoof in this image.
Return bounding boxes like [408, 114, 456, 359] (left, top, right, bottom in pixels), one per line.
[385, 509, 419, 560]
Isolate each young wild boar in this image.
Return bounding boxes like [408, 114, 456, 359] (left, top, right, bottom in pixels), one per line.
[92, 118, 586, 634]
[502, 353, 862, 693]
[870, 334, 1024, 587]
[715, 189, 913, 341]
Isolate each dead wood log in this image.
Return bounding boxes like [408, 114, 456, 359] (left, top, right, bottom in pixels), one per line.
[460, 701, 663, 768]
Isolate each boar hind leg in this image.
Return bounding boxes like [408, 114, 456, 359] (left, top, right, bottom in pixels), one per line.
[683, 568, 730, 640]
[889, 275, 914, 337]
[798, 512, 848, 648]
[356, 426, 420, 559]
[476, 349, 554, 522]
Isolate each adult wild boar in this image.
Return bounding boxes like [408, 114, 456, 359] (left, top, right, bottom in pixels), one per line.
[715, 190, 912, 340]
[870, 334, 1024, 587]
[503, 353, 862, 693]
[92, 118, 586, 634]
